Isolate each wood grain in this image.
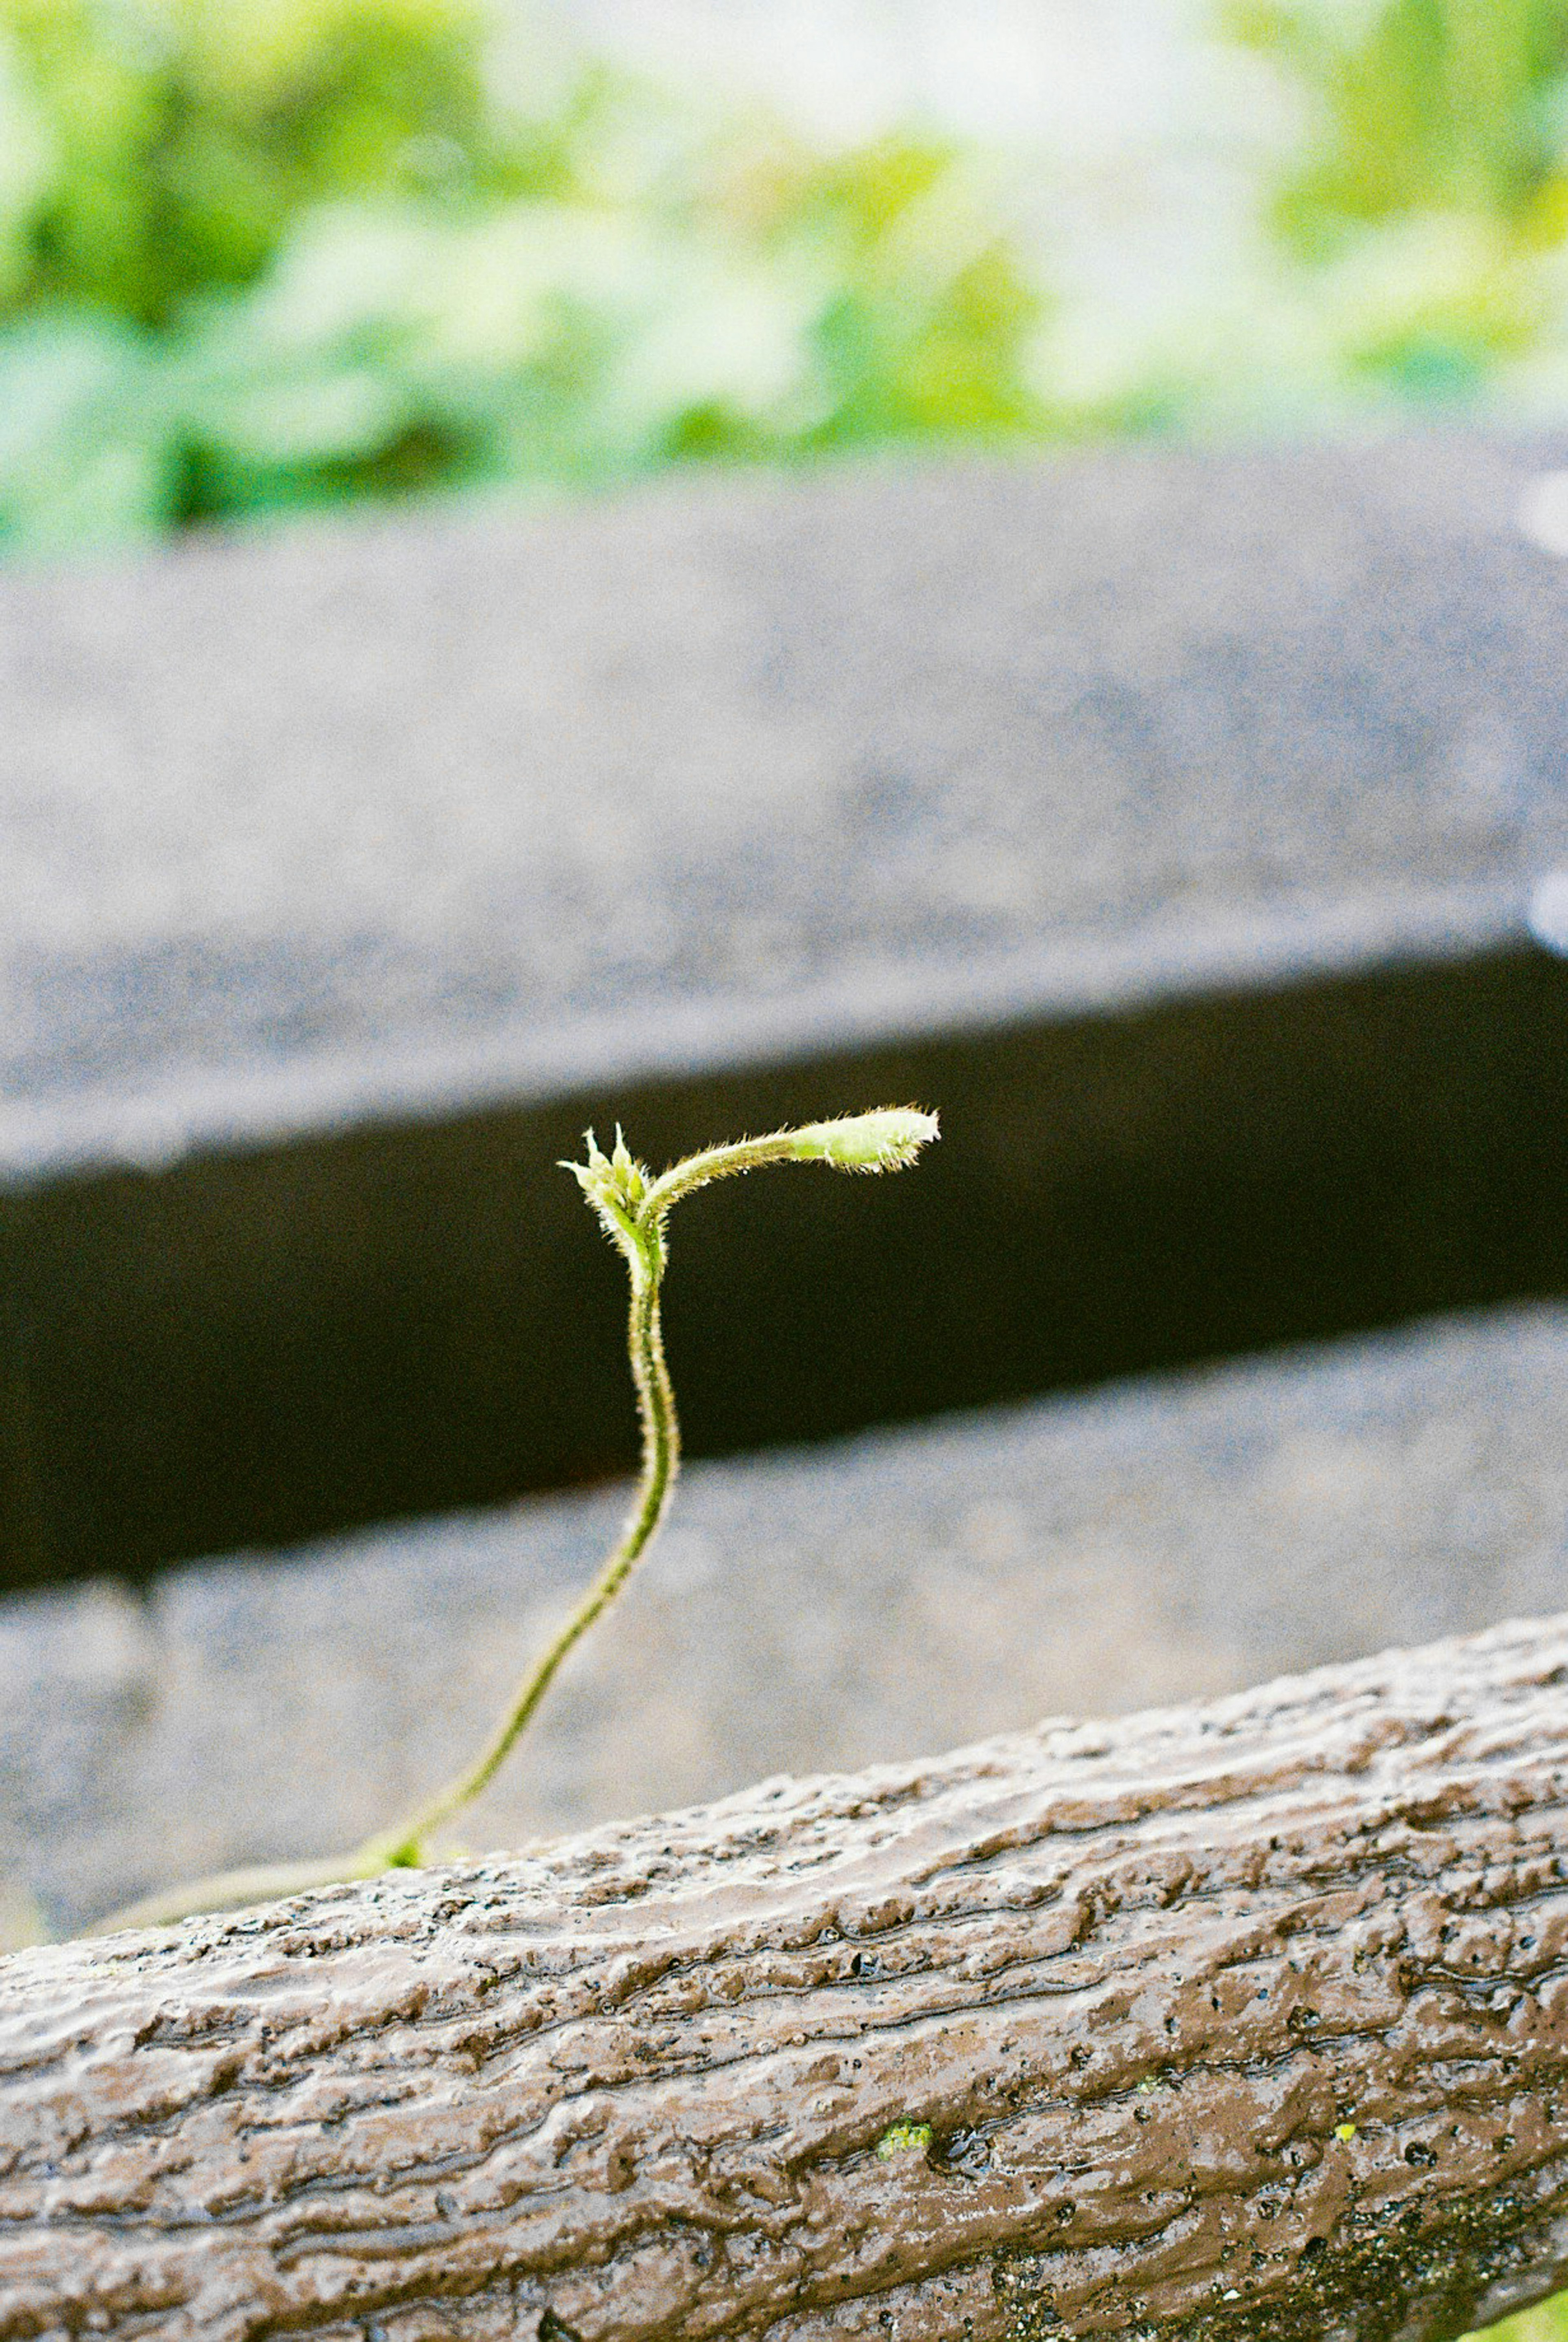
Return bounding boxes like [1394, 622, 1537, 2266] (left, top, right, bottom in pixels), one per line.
[3, 1615, 1568, 2341]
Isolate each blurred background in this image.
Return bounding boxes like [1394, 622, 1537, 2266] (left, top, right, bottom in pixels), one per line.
[6, 0, 1568, 1904]
[7, 0, 1568, 552]
[4, 36, 1568, 2334]
[6, 18, 1568, 2271]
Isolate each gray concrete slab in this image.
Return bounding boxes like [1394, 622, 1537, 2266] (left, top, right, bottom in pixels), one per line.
[4, 1299, 1564, 1938]
[7, 436, 1568, 1583]
[7, 435, 1568, 1172]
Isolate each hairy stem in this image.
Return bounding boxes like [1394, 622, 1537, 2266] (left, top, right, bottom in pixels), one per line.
[85, 1853, 381, 1937]
[371, 1235, 678, 1866]
[89, 1249, 680, 1930]
[85, 1109, 935, 1937]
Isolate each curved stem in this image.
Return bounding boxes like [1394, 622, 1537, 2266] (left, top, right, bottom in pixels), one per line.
[89, 1233, 680, 1936]
[368, 1229, 678, 1867]
[89, 1236, 684, 1933]
[86, 1852, 379, 1938]
[85, 1111, 935, 1938]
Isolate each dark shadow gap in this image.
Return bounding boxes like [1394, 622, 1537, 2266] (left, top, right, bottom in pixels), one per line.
[3, 938, 1566, 1589]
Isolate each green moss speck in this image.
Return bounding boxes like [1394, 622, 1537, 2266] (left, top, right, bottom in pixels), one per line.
[876, 2120, 934, 2160]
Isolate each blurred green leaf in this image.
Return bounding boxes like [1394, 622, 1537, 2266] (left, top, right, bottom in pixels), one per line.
[0, 309, 179, 546]
[11, 0, 1568, 556]
[0, 28, 52, 303]
[0, 0, 501, 323]
[0, 3, 1054, 550]
[1223, 0, 1568, 244]
[1465, 2291, 1568, 2342]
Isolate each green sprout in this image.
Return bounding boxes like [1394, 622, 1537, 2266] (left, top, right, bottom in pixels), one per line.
[92, 1106, 938, 1932]
[369, 1106, 939, 1867]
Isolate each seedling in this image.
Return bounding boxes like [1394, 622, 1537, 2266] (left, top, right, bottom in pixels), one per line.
[95, 1107, 939, 1932]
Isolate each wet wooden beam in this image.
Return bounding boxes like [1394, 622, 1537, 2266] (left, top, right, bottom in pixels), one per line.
[3, 1615, 1567, 2341]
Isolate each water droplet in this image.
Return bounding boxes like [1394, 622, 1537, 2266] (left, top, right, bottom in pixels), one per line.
[1528, 871, 1568, 954]
[1518, 471, 1568, 557]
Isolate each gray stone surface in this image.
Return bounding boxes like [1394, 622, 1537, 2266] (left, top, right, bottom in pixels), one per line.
[4, 1298, 1564, 1938]
[9, 435, 1568, 1588]
[6, 434, 1568, 1175]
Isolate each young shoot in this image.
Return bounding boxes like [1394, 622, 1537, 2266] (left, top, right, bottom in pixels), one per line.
[91, 1106, 938, 1934]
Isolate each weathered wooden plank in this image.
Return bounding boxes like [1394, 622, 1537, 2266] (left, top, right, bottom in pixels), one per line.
[9, 438, 1568, 1586]
[3, 1614, 1567, 2341]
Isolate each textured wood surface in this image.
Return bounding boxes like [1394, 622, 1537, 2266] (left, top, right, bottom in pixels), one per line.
[2, 1615, 1567, 2341]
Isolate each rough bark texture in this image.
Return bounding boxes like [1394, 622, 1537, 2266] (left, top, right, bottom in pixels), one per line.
[2, 1616, 1568, 2342]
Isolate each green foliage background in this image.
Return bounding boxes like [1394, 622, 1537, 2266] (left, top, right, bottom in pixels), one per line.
[1488, 2297, 1568, 2342]
[0, 0, 1045, 549]
[0, 5, 1566, 2331]
[7, 0, 1568, 554]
